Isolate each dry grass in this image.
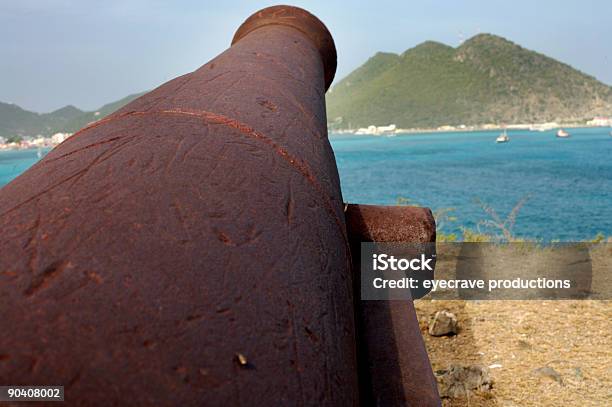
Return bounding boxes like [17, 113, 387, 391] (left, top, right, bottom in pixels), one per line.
[415, 299, 611, 406]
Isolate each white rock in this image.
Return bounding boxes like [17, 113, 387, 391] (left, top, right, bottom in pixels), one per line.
[428, 310, 458, 336]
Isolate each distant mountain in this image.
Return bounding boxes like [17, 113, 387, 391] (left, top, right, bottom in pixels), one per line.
[5, 36, 611, 138]
[61, 93, 146, 133]
[326, 34, 612, 129]
[0, 93, 145, 138]
[0, 102, 79, 138]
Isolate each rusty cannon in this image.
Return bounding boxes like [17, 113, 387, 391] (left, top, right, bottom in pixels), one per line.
[0, 6, 440, 406]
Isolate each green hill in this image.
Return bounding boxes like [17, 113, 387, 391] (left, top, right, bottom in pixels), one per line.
[0, 93, 144, 138]
[62, 93, 145, 133]
[326, 34, 612, 129]
[0, 102, 77, 138]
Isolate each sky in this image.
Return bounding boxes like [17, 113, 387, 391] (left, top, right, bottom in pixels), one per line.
[1, 0, 611, 113]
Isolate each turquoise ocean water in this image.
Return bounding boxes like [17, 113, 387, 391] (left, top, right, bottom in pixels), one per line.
[330, 127, 612, 241]
[1, 127, 611, 240]
[0, 148, 51, 187]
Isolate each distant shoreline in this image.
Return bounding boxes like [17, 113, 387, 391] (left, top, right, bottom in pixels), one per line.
[1, 124, 611, 152]
[329, 123, 612, 137]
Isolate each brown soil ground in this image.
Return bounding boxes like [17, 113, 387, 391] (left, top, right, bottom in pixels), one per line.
[414, 299, 611, 406]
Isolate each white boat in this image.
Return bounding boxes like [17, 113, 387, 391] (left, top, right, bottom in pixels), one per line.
[556, 129, 570, 138]
[496, 130, 509, 143]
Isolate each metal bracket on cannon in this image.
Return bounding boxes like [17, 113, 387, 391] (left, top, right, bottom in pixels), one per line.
[346, 204, 440, 406]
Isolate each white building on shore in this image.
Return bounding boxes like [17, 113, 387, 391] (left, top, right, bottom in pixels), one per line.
[587, 117, 612, 126]
[355, 124, 397, 135]
[51, 132, 72, 144]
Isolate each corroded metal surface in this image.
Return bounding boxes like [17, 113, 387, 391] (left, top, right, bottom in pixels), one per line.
[346, 204, 441, 406]
[0, 6, 358, 406]
[231, 5, 337, 91]
[345, 204, 436, 243]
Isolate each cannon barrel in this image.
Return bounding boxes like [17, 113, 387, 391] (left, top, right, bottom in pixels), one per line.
[0, 5, 440, 406]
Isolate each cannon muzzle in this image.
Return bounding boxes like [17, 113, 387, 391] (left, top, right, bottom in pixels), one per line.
[0, 5, 439, 406]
